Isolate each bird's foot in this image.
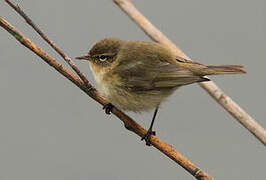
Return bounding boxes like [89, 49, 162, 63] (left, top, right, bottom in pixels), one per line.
[102, 103, 114, 115]
[141, 129, 156, 146]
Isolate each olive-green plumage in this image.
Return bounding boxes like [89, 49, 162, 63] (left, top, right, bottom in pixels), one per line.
[76, 38, 245, 112]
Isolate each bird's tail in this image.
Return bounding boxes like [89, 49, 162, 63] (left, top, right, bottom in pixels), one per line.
[200, 65, 246, 75]
[175, 56, 246, 76]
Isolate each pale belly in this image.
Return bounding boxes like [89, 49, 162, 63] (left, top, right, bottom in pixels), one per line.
[98, 81, 176, 112]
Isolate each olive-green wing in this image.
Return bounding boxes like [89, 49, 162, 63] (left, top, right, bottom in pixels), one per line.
[113, 58, 209, 91]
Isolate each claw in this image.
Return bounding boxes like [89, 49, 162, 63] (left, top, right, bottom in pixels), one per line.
[103, 103, 113, 115]
[141, 129, 156, 146]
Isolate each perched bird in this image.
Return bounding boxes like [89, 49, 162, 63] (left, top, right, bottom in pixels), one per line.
[76, 38, 246, 145]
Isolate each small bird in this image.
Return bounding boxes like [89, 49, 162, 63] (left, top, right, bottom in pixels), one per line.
[76, 38, 246, 145]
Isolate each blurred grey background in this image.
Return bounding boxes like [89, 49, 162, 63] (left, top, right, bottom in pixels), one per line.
[0, 0, 265, 179]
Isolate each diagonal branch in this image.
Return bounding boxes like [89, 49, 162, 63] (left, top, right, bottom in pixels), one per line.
[4, 0, 92, 89]
[0, 15, 213, 180]
[113, 0, 266, 145]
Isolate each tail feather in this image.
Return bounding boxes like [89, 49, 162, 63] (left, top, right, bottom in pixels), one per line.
[204, 65, 246, 75]
[175, 56, 246, 76]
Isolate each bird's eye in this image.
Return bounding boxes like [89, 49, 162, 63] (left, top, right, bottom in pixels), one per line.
[99, 55, 108, 61]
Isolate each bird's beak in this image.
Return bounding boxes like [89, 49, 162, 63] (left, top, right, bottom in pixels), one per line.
[75, 55, 91, 61]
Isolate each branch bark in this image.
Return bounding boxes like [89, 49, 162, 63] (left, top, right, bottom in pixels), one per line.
[113, 0, 266, 145]
[1, 2, 213, 180]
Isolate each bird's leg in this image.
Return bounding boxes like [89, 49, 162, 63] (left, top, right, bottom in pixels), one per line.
[103, 103, 114, 115]
[141, 105, 159, 146]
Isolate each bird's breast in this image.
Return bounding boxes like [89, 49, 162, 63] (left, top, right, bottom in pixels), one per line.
[89, 62, 112, 98]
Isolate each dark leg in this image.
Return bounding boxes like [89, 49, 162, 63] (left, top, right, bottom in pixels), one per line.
[141, 105, 159, 146]
[103, 103, 114, 115]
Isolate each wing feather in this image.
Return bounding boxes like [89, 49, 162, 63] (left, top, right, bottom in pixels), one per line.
[114, 58, 208, 91]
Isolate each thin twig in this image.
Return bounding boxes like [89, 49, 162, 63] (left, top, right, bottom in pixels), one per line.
[4, 0, 92, 90]
[0, 16, 213, 180]
[113, 0, 266, 145]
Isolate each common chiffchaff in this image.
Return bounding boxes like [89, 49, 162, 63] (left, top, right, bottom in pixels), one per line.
[76, 38, 245, 145]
